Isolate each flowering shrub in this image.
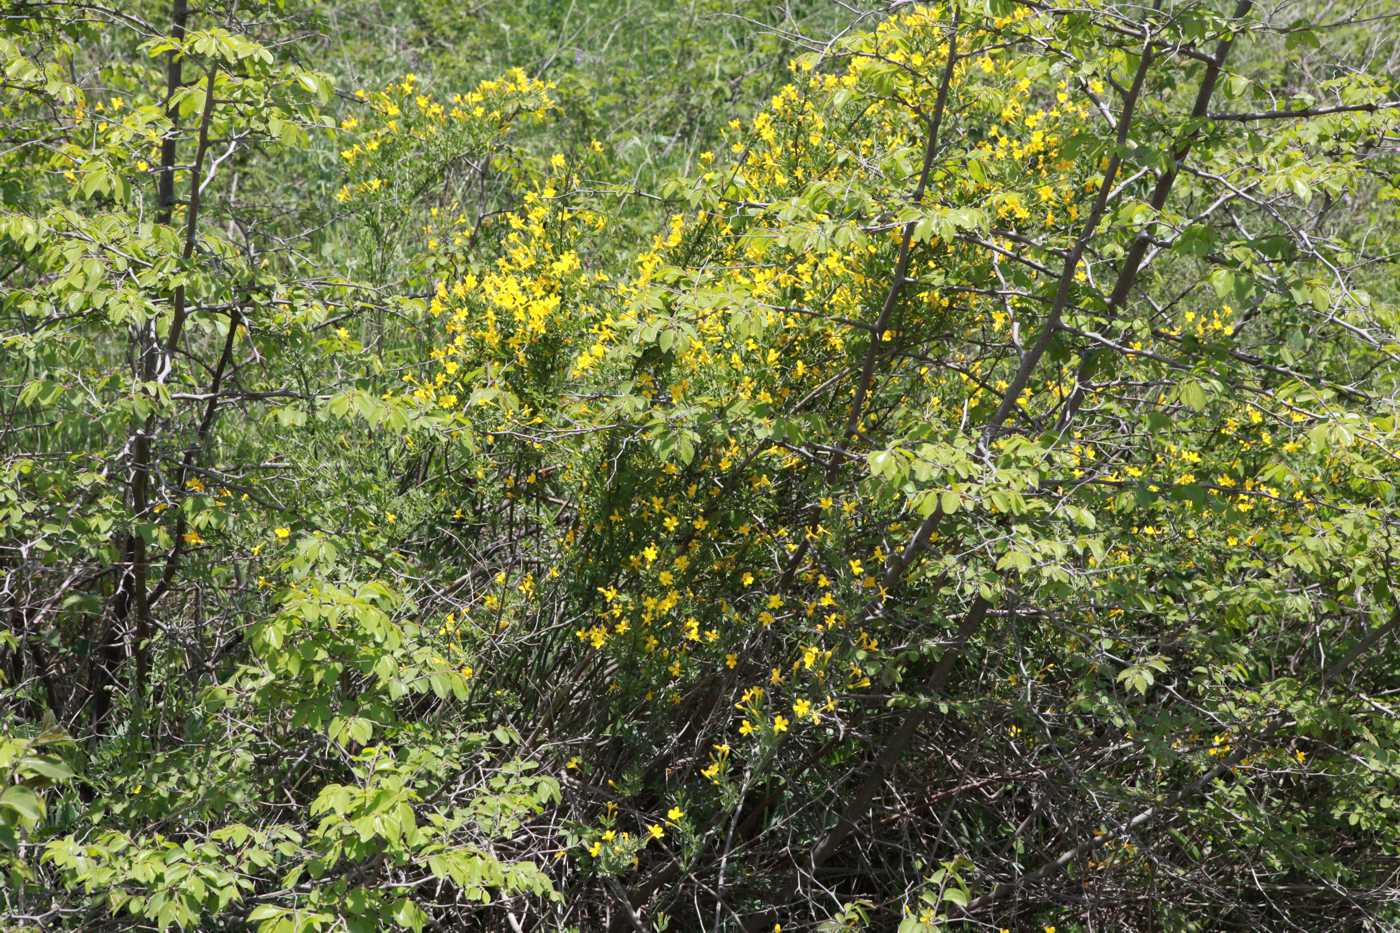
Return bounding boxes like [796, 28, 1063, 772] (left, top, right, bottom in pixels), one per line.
[4, 1, 1400, 931]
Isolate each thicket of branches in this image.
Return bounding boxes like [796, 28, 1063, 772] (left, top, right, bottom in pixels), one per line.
[3, 0, 1400, 929]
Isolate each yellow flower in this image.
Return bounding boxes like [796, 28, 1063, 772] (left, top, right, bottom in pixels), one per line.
[667, 806, 684, 821]
[773, 715, 789, 734]
[648, 823, 664, 840]
[274, 527, 291, 539]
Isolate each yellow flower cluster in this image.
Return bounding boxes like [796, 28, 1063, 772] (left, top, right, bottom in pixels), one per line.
[335, 68, 555, 206]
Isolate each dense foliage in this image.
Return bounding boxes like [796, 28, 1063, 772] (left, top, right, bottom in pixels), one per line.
[4, 0, 1400, 929]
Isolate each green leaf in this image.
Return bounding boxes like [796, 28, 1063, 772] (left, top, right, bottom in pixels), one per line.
[1176, 380, 1208, 411]
[1175, 225, 1215, 257]
[393, 898, 428, 932]
[0, 785, 44, 824]
[21, 757, 74, 784]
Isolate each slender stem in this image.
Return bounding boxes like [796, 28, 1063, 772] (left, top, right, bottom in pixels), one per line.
[127, 0, 190, 715]
[1058, 0, 1254, 428]
[778, 3, 961, 592]
[748, 21, 1165, 924]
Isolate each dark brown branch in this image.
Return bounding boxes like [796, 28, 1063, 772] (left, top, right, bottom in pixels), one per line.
[1208, 100, 1399, 122]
